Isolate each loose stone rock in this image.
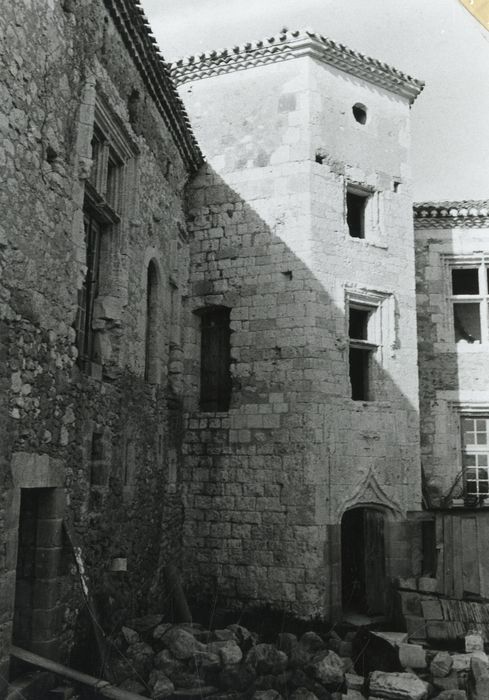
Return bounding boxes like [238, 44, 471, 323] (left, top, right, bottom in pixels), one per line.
[397, 643, 426, 670]
[277, 632, 298, 656]
[252, 690, 283, 700]
[368, 671, 429, 700]
[470, 656, 489, 700]
[154, 648, 186, 677]
[430, 651, 453, 677]
[218, 662, 256, 691]
[162, 627, 206, 660]
[149, 670, 175, 699]
[121, 626, 140, 645]
[345, 673, 364, 691]
[217, 639, 243, 665]
[307, 649, 344, 687]
[246, 643, 288, 675]
[290, 690, 320, 700]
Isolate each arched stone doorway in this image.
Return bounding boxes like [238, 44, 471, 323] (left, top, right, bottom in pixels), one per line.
[341, 506, 386, 615]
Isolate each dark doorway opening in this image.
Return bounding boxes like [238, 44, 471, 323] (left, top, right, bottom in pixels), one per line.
[11, 487, 64, 679]
[341, 507, 386, 615]
[12, 490, 40, 650]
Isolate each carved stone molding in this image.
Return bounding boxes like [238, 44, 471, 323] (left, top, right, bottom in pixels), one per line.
[336, 467, 404, 520]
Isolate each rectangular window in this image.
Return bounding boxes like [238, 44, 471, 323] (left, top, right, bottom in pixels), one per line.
[75, 99, 137, 373]
[348, 305, 377, 401]
[75, 214, 102, 366]
[451, 263, 489, 344]
[462, 416, 489, 499]
[200, 307, 232, 412]
[347, 189, 370, 239]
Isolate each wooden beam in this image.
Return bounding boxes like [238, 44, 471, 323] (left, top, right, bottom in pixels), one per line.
[10, 646, 147, 700]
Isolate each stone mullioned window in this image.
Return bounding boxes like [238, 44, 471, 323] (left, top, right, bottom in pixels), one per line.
[75, 96, 138, 375]
[451, 261, 489, 345]
[461, 416, 489, 502]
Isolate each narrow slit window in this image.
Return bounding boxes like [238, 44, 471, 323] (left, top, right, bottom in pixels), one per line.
[347, 191, 369, 239]
[199, 306, 232, 412]
[144, 260, 159, 383]
[90, 431, 105, 486]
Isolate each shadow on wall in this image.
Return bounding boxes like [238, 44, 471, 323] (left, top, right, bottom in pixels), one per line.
[181, 164, 425, 621]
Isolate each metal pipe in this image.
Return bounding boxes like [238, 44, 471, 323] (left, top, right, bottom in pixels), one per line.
[10, 646, 148, 700]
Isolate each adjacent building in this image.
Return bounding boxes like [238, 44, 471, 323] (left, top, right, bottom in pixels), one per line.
[0, 0, 201, 688]
[415, 201, 489, 599]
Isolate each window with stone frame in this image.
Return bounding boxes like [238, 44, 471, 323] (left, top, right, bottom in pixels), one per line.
[198, 306, 232, 412]
[74, 98, 138, 372]
[144, 260, 160, 383]
[348, 304, 378, 400]
[451, 262, 489, 345]
[461, 416, 489, 500]
[346, 184, 373, 239]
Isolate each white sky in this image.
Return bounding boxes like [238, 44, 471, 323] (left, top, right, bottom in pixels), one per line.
[141, 0, 489, 202]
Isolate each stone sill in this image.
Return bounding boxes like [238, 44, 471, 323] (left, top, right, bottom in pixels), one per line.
[350, 400, 392, 409]
[188, 411, 231, 417]
[434, 343, 489, 354]
[346, 233, 388, 251]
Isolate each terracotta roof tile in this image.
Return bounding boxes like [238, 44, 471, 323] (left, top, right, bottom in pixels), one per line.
[169, 28, 424, 103]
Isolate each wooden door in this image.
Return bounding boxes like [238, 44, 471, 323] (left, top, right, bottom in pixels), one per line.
[363, 509, 386, 614]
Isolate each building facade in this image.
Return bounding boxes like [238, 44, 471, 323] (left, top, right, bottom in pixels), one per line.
[3, 0, 489, 687]
[415, 201, 489, 599]
[0, 0, 201, 688]
[172, 31, 425, 620]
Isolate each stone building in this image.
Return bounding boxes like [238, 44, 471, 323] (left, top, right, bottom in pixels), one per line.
[0, 0, 201, 689]
[3, 0, 489, 690]
[415, 200, 489, 598]
[171, 30, 425, 621]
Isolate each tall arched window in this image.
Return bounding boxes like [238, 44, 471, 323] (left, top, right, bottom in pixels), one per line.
[144, 260, 159, 383]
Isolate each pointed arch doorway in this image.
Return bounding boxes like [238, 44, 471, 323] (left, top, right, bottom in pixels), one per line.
[341, 506, 386, 615]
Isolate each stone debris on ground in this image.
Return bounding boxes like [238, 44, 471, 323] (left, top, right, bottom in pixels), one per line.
[102, 616, 489, 699]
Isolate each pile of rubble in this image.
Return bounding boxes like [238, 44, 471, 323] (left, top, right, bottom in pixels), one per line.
[105, 616, 489, 699]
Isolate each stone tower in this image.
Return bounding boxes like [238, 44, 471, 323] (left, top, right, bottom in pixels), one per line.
[173, 30, 425, 619]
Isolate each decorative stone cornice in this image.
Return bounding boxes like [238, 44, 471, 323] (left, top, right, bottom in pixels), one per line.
[104, 0, 203, 172]
[414, 200, 489, 229]
[169, 29, 424, 103]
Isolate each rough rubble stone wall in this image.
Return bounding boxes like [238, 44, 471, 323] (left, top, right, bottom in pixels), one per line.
[0, 0, 191, 685]
[181, 57, 423, 619]
[415, 221, 489, 505]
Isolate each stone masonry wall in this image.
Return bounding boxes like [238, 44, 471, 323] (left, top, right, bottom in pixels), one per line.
[0, 0, 195, 686]
[180, 55, 423, 619]
[415, 220, 489, 506]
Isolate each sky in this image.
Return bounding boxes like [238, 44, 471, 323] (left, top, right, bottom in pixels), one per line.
[140, 0, 489, 202]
